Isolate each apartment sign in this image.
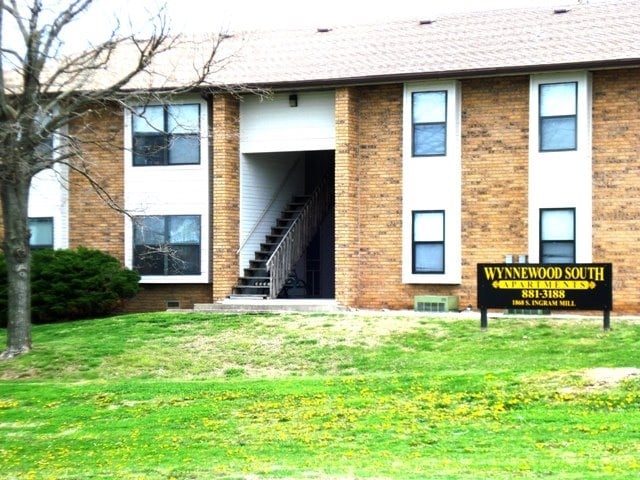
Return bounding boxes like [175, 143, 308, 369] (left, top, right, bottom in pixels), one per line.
[477, 263, 612, 311]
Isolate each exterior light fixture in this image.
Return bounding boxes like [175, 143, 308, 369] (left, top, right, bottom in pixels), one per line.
[289, 94, 298, 107]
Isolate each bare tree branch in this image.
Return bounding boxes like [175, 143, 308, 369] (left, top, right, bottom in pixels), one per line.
[0, 0, 250, 358]
[63, 158, 129, 217]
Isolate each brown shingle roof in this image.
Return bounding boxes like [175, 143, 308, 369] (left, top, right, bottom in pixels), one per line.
[9, 0, 639, 93]
[203, 0, 640, 88]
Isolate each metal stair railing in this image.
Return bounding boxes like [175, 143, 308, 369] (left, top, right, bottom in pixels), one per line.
[266, 173, 333, 298]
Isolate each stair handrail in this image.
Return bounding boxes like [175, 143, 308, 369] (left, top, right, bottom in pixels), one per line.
[236, 156, 303, 255]
[266, 172, 333, 298]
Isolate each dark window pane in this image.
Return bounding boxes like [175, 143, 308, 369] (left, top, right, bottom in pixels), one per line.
[414, 124, 446, 156]
[540, 117, 576, 151]
[133, 245, 165, 275]
[133, 134, 165, 165]
[414, 243, 444, 273]
[132, 104, 200, 166]
[541, 241, 575, 264]
[168, 245, 201, 275]
[169, 135, 200, 164]
[133, 215, 201, 276]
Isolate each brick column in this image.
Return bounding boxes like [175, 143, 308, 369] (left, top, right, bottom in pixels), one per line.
[212, 94, 240, 301]
[69, 103, 124, 259]
[334, 87, 360, 307]
[592, 68, 640, 313]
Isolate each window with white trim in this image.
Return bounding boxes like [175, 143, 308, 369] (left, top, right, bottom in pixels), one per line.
[412, 210, 445, 274]
[29, 217, 54, 250]
[540, 208, 575, 264]
[403, 81, 461, 284]
[412, 91, 447, 156]
[133, 215, 201, 275]
[538, 82, 577, 152]
[132, 104, 201, 166]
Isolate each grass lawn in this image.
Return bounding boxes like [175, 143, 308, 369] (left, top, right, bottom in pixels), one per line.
[1, 311, 640, 479]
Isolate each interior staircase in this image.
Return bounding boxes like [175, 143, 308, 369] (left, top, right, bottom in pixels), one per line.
[232, 195, 309, 298]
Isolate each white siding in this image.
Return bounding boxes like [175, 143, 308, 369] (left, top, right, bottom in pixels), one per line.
[402, 81, 462, 284]
[237, 90, 335, 274]
[29, 162, 69, 249]
[123, 96, 210, 284]
[240, 91, 335, 153]
[239, 152, 305, 273]
[528, 72, 592, 262]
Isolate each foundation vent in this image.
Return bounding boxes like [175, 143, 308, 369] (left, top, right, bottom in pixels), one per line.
[414, 295, 459, 312]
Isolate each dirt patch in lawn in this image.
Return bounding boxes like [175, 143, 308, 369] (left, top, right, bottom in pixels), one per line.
[543, 367, 640, 394]
[581, 367, 640, 390]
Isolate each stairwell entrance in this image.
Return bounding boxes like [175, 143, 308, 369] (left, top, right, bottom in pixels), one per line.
[235, 150, 335, 300]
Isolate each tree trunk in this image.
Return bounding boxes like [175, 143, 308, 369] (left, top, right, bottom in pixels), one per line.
[1, 178, 32, 359]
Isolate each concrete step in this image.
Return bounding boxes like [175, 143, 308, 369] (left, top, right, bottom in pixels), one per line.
[193, 299, 343, 313]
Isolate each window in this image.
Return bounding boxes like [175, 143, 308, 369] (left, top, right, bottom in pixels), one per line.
[403, 81, 461, 284]
[29, 217, 54, 249]
[412, 91, 447, 156]
[132, 104, 200, 165]
[133, 215, 201, 275]
[540, 208, 575, 264]
[539, 82, 577, 152]
[412, 211, 445, 273]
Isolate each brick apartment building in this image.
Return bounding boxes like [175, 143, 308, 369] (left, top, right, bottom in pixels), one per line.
[21, 1, 640, 313]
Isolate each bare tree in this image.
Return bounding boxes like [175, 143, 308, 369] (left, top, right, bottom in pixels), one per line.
[0, 0, 230, 359]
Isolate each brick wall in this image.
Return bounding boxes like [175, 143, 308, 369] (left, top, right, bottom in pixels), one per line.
[4, 69, 639, 314]
[335, 78, 530, 310]
[211, 94, 241, 300]
[68, 104, 125, 259]
[68, 103, 214, 313]
[121, 284, 212, 312]
[343, 72, 640, 314]
[342, 84, 406, 308]
[334, 87, 362, 306]
[592, 68, 640, 313]
[459, 76, 530, 308]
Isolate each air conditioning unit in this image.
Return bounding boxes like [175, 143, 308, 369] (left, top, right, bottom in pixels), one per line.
[414, 295, 459, 312]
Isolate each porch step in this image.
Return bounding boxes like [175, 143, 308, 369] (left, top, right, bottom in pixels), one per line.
[237, 276, 270, 286]
[194, 299, 343, 313]
[232, 285, 270, 296]
[249, 259, 267, 269]
[242, 268, 268, 277]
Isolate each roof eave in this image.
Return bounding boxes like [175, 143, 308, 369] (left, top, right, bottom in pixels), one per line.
[211, 58, 640, 92]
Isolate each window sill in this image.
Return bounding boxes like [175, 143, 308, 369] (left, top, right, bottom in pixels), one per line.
[403, 272, 461, 285]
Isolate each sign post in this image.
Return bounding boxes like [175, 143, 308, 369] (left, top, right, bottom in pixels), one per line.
[477, 263, 612, 330]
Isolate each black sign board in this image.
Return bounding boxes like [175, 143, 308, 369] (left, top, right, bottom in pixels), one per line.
[477, 263, 613, 329]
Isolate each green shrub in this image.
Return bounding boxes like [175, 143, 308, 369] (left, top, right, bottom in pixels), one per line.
[0, 247, 140, 326]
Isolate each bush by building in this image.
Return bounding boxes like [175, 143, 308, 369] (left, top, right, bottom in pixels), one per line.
[0, 247, 140, 327]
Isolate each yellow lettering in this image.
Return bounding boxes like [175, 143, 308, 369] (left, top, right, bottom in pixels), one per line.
[590, 267, 605, 281]
[483, 267, 501, 280]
